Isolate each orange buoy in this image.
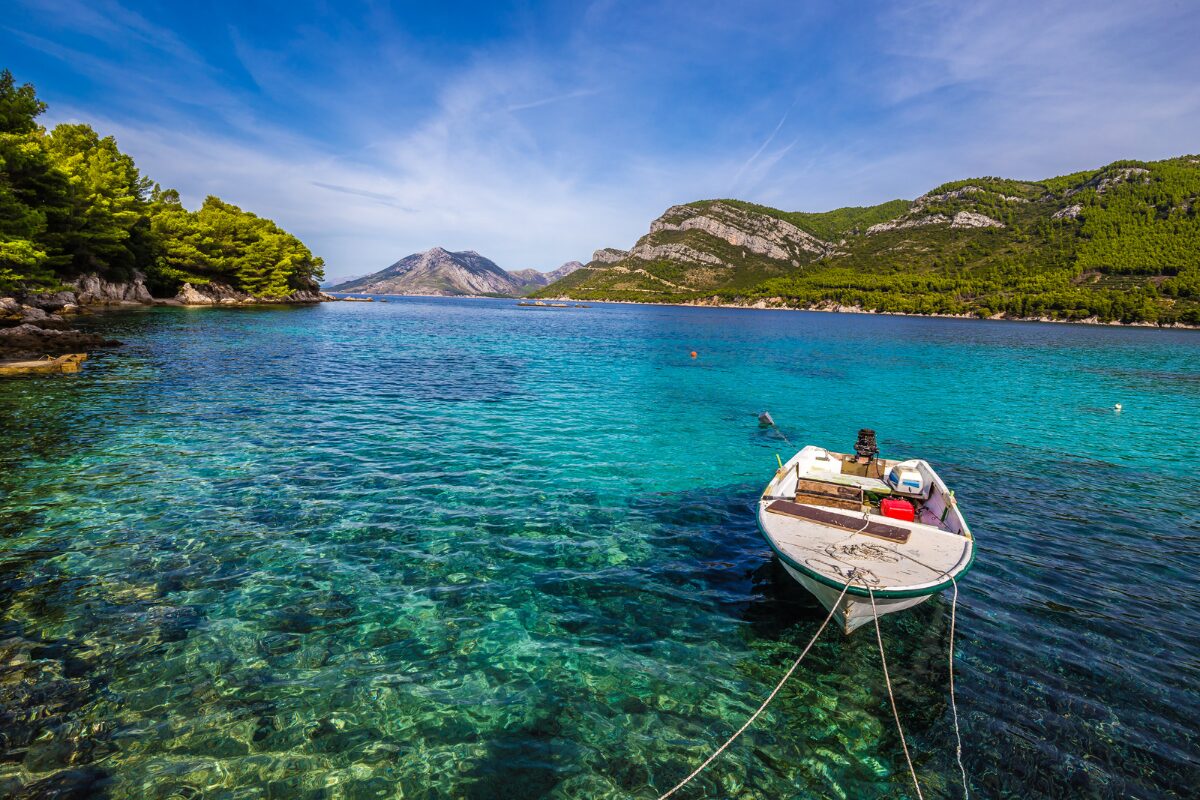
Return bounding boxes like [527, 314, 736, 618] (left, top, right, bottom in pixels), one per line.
[690, 351, 698, 358]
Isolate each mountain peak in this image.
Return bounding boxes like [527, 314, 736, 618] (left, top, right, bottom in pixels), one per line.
[328, 249, 524, 296]
[507, 260, 586, 292]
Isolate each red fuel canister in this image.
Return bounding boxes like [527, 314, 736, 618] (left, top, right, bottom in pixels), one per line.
[880, 497, 915, 522]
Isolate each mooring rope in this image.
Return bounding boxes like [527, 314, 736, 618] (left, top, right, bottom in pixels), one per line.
[655, 574, 858, 800]
[871, 548, 971, 798]
[868, 587, 925, 800]
[948, 577, 969, 799]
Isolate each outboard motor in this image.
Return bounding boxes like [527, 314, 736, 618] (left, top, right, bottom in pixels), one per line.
[854, 428, 879, 463]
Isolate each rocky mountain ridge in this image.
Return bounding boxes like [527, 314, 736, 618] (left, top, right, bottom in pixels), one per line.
[508, 261, 585, 292]
[328, 249, 583, 297]
[328, 248, 520, 296]
[533, 154, 1200, 325]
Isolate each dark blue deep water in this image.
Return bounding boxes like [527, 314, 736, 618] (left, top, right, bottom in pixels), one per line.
[1, 299, 1198, 798]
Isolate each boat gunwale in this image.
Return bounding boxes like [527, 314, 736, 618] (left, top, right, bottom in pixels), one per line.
[756, 445, 976, 598]
[755, 507, 976, 598]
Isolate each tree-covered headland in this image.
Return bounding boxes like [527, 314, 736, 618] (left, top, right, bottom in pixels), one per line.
[536, 160, 1200, 325]
[0, 70, 323, 297]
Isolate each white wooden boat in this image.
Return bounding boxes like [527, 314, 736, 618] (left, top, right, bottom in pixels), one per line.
[756, 432, 974, 633]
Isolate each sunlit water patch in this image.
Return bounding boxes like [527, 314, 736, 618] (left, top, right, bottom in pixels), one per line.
[1, 300, 1197, 798]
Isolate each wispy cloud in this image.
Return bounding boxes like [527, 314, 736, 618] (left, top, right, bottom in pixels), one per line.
[17, 0, 206, 67]
[730, 105, 794, 191]
[7, 0, 1199, 281]
[310, 182, 419, 211]
[506, 88, 601, 113]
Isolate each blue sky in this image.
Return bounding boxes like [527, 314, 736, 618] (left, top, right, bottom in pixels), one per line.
[4, 0, 1199, 282]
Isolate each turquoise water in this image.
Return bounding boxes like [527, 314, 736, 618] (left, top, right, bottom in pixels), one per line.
[1, 299, 1197, 799]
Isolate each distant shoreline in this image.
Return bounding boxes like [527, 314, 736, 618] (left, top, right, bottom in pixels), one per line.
[536, 297, 1200, 330]
[324, 290, 1199, 329]
[326, 292, 507, 300]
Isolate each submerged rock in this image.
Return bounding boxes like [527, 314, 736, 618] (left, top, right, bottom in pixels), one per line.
[20, 290, 77, 312]
[0, 629, 109, 791]
[1, 291, 122, 360]
[10, 766, 110, 799]
[2, 273, 324, 362]
[0, 322, 118, 360]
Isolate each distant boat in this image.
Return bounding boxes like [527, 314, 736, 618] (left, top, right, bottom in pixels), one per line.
[757, 431, 974, 633]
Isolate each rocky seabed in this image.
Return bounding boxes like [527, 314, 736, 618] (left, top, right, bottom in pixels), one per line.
[1, 273, 331, 358]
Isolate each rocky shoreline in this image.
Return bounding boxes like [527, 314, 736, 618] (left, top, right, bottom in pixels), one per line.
[538, 295, 1200, 329]
[1, 272, 334, 361]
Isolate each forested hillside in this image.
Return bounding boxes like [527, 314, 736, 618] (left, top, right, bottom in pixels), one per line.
[537, 157, 1200, 324]
[0, 70, 323, 297]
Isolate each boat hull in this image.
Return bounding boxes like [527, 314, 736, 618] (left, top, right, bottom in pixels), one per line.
[782, 563, 934, 634]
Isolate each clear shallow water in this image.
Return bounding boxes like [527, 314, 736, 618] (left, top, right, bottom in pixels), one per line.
[1, 299, 1198, 799]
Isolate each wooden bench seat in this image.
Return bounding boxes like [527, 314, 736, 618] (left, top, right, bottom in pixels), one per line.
[794, 477, 864, 511]
[766, 499, 911, 544]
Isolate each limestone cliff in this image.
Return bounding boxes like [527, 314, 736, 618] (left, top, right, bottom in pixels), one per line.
[529, 154, 1200, 325]
[646, 202, 833, 262]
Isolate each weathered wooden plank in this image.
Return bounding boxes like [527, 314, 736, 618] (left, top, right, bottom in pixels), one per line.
[766, 499, 911, 544]
[0, 353, 86, 376]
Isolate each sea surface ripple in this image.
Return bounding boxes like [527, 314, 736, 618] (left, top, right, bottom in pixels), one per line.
[1, 298, 1197, 798]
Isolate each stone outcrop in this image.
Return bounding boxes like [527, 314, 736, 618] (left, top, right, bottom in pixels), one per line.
[3, 292, 119, 357]
[1068, 166, 1151, 197]
[628, 242, 725, 266]
[591, 248, 628, 264]
[861, 184, 1018, 235]
[1052, 204, 1083, 220]
[950, 211, 1005, 229]
[73, 272, 154, 305]
[20, 271, 326, 310]
[171, 282, 327, 305]
[20, 272, 152, 310]
[912, 185, 1026, 210]
[3, 273, 324, 360]
[647, 202, 832, 261]
[867, 214, 951, 234]
[912, 186, 985, 209]
[0, 321, 117, 359]
[866, 210, 1004, 233]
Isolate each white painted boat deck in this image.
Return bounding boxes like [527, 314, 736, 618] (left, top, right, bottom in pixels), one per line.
[759, 502, 971, 592]
[757, 445, 974, 632]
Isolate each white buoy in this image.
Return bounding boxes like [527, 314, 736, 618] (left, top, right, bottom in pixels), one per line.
[1114, 403, 1123, 412]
